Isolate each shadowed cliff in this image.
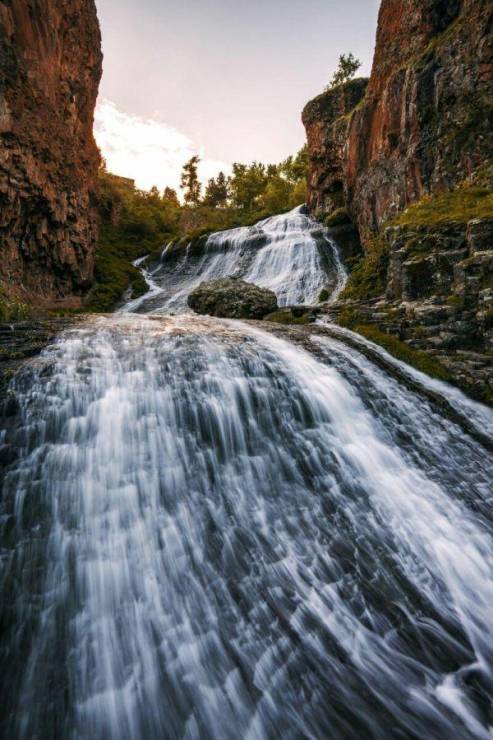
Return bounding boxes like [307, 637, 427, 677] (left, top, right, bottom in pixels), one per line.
[0, 0, 103, 308]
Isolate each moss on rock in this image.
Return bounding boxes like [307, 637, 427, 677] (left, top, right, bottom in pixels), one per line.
[393, 186, 493, 228]
[188, 278, 278, 319]
[264, 307, 317, 325]
[337, 311, 453, 382]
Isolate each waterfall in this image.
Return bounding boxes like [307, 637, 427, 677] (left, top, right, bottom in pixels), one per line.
[125, 205, 346, 314]
[1, 210, 493, 739]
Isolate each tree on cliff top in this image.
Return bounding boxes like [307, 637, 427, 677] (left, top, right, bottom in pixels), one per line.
[181, 156, 202, 205]
[328, 53, 362, 90]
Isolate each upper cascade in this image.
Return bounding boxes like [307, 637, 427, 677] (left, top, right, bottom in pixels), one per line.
[125, 205, 347, 314]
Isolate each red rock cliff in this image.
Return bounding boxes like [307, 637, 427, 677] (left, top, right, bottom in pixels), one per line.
[304, 0, 493, 244]
[0, 0, 103, 305]
[302, 78, 368, 215]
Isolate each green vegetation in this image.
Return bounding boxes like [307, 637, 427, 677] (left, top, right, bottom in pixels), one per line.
[0, 287, 31, 322]
[337, 310, 453, 382]
[341, 179, 493, 303]
[340, 235, 390, 301]
[264, 310, 312, 325]
[327, 53, 362, 90]
[91, 148, 309, 311]
[87, 171, 182, 311]
[181, 155, 202, 205]
[393, 186, 493, 227]
[318, 288, 330, 302]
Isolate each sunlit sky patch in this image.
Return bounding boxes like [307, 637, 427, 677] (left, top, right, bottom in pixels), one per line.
[94, 0, 380, 191]
[94, 99, 230, 191]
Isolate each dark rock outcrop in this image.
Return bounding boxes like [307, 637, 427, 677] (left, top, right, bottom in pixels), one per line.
[331, 218, 493, 402]
[188, 278, 278, 319]
[0, 0, 103, 306]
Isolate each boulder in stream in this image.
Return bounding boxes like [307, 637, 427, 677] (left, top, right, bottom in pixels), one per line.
[187, 278, 278, 319]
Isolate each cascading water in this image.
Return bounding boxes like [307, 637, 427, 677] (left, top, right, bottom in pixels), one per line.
[125, 205, 346, 314]
[1, 209, 493, 739]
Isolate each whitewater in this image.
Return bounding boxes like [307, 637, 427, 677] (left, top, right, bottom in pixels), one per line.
[1, 206, 492, 739]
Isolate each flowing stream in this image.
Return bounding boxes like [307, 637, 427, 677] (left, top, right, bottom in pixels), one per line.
[1, 208, 493, 739]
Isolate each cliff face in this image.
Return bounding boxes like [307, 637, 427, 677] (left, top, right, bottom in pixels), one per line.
[0, 0, 103, 305]
[302, 78, 368, 216]
[304, 0, 493, 241]
[303, 0, 493, 404]
[347, 0, 493, 242]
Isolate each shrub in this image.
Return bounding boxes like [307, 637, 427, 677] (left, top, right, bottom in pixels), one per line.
[0, 288, 31, 322]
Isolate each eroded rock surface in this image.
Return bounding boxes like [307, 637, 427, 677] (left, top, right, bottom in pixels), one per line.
[303, 0, 493, 403]
[0, 0, 103, 306]
[346, 0, 493, 242]
[302, 78, 368, 217]
[333, 219, 493, 402]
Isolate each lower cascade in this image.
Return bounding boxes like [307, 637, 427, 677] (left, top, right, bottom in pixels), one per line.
[1, 209, 493, 739]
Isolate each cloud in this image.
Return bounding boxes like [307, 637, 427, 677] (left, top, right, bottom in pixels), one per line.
[94, 99, 230, 193]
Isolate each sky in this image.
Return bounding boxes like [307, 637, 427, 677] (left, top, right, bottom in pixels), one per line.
[94, 0, 380, 192]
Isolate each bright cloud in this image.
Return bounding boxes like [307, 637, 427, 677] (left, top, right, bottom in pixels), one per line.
[94, 99, 231, 193]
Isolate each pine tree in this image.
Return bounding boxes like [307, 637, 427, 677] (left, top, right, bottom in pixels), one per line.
[328, 53, 361, 90]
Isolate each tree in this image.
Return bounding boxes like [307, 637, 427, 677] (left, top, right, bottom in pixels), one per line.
[181, 155, 201, 205]
[203, 171, 229, 208]
[162, 187, 180, 207]
[328, 53, 362, 89]
[229, 162, 267, 211]
[146, 185, 161, 206]
[261, 176, 292, 213]
[279, 145, 309, 183]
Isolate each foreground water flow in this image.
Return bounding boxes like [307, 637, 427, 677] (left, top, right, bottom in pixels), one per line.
[1, 208, 493, 738]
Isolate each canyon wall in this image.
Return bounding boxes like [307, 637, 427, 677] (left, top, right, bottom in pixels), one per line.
[304, 0, 493, 240]
[304, 0, 493, 403]
[0, 0, 103, 305]
[302, 78, 368, 216]
[347, 0, 492, 243]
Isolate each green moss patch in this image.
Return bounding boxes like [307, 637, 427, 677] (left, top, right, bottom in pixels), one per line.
[337, 312, 453, 382]
[264, 309, 312, 325]
[339, 236, 390, 301]
[86, 252, 148, 313]
[393, 186, 493, 228]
